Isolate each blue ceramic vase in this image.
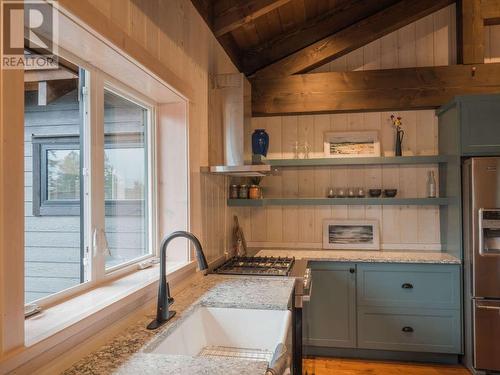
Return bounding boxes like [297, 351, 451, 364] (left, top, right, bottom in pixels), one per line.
[252, 129, 269, 157]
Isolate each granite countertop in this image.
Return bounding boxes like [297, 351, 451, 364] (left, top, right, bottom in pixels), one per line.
[256, 249, 461, 264]
[63, 275, 295, 375]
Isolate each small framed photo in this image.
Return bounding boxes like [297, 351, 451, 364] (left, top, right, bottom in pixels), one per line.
[323, 220, 380, 250]
[323, 131, 381, 158]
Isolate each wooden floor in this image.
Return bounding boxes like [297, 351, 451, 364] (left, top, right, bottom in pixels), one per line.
[303, 357, 471, 375]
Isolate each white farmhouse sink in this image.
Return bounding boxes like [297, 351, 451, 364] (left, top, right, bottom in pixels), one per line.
[150, 307, 291, 363]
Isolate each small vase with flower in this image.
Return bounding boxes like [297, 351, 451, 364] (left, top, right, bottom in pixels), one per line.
[391, 114, 404, 157]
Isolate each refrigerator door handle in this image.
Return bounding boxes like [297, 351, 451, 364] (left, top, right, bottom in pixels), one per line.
[476, 302, 500, 311]
[476, 304, 500, 311]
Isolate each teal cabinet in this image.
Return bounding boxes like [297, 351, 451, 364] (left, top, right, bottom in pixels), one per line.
[357, 263, 460, 310]
[303, 262, 356, 348]
[303, 262, 462, 355]
[438, 94, 500, 156]
[356, 263, 462, 354]
[357, 307, 461, 353]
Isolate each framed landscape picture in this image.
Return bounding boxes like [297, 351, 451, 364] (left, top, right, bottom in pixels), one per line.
[323, 220, 380, 250]
[323, 131, 380, 158]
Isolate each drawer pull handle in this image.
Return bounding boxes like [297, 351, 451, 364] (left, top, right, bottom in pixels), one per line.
[349, 268, 356, 274]
[402, 283, 413, 289]
[402, 326, 414, 333]
[476, 304, 500, 311]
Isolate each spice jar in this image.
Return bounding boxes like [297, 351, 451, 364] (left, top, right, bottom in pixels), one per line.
[229, 184, 239, 199]
[238, 184, 249, 199]
[249, 185, 262, 199]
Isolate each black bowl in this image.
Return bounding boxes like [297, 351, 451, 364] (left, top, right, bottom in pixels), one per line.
[384, 189, 398, 198]
[369, 189, 382, 197]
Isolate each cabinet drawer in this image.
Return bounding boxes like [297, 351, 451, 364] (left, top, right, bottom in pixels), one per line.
[357, 264, 460, 309]
[358, 307, 461, 354]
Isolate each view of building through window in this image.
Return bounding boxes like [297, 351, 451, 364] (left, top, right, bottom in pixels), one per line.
[24, 68, 151, 303]
[24, 63, 84, 304]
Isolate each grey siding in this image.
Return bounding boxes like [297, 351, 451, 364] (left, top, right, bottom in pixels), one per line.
[24, 90, 146, 303]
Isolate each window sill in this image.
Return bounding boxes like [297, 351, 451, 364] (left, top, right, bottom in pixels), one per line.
[25, 260, 191, 346]
[1, 255, 225, 374]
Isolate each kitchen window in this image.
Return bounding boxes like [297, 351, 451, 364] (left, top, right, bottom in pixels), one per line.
[24, 60, 156, 305]
[103, 88, 151, 270]
[24, 63, 87, 304]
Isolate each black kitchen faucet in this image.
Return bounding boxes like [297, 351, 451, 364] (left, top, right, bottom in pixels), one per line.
[147, 231, 208, 330]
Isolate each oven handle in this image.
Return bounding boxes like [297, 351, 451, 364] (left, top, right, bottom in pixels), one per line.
[302, 268, 312, 302]
[302, 282, 312, 303]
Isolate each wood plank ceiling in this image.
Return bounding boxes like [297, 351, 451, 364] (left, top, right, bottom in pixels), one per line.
[193, 0, 402, 76]
[191, 0, 500, 115]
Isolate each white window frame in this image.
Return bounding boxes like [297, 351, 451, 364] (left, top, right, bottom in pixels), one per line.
[24, 56, 92, 308]
[26, 49, 160, 309]
[100, 82, 157, 276]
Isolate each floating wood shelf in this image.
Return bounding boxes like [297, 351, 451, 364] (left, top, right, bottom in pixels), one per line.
[228, 197, 450, 207]
[204, 156, 449, 175]
[265, 155, 448, 167]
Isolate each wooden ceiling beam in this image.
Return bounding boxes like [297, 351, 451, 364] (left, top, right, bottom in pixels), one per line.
[242, 0, 399, 76]
[253, 0, 455, 78]
[458, 0, 485, 64]
[213, 0, 292, 37]
[251, 63, 500, 116]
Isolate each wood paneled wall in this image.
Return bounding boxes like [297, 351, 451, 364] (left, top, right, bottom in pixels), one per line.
[59, 0, 236, 260]
[231, 5, 458, 251]
[201, 173, 228, 260]
[485, 24, 500, 62]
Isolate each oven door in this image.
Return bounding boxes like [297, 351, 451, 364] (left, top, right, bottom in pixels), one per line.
[474, 300, 500, 372]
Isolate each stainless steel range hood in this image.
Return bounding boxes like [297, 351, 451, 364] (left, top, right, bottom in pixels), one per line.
[209, 163, 271, 176]
[208, 73, 271, 177]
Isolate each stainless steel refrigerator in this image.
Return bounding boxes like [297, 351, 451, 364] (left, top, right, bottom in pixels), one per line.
[463, 157, 500, 374]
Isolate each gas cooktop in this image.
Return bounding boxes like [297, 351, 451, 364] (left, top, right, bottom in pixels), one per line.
[213, 256, 295, 276]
